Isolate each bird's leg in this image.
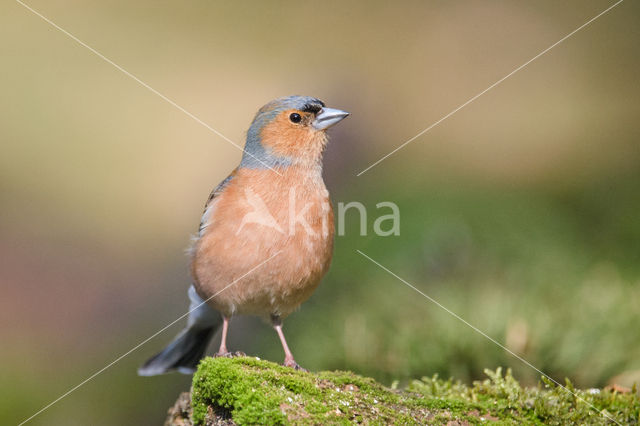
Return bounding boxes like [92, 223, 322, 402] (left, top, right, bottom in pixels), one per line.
[271, 314, 306, 371]
[214, 316, 245, 358]
[215, 316, 230, 356]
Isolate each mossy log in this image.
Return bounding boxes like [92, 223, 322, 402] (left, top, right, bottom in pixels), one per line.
[165, 357, 639, 425]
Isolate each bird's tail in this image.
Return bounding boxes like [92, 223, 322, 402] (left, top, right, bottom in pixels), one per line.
[138, 325, 216, 376]
[139, 285, 221, 376]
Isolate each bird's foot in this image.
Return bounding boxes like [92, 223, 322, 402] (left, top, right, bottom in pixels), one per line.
[214, 351, 246, 358]
[283, 358, 308, 372]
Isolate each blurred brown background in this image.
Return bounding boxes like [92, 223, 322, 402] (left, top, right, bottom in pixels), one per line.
[2, 0, 639, 424]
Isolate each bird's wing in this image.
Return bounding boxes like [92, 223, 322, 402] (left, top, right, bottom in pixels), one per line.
[197, 168, 237, 236]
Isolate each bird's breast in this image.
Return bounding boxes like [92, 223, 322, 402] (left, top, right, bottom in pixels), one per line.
[191, 166, 334, 318]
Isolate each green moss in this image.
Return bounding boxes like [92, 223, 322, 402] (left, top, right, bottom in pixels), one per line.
[408, 368, 640, 425]
[190, 358, 639, 425]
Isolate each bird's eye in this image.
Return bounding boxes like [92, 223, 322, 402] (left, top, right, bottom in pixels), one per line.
[289, 113, 302, 123]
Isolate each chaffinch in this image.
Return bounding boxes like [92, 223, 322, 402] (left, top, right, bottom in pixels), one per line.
[139, 96, 349, 375]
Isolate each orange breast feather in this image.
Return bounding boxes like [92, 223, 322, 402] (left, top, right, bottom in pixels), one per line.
[191, 166, 334, 319]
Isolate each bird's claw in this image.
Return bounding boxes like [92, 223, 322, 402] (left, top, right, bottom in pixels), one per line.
[215, 351, 246, 358]
[283, 359, 308, 372]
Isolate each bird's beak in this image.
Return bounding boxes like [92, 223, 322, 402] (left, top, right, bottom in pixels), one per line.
[312, 107, 350, 130]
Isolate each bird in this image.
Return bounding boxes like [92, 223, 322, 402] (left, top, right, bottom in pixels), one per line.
[138, 96, 349, 375]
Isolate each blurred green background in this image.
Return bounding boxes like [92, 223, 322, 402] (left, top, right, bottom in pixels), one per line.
[2, 0, 639, 424]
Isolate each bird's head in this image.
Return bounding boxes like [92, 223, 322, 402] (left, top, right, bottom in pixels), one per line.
[241, 96, 349, 170]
